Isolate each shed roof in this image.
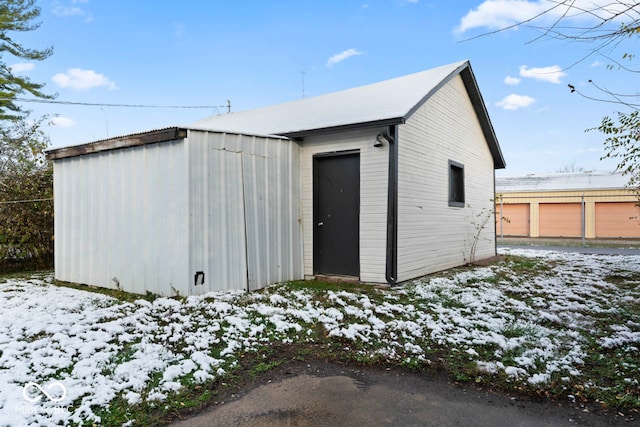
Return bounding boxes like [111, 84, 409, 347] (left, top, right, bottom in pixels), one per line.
[193, 60, 505, 168]
[496, 170, 629, 192]
[45, 127, 290, 161]
[46, 127, 188, 160]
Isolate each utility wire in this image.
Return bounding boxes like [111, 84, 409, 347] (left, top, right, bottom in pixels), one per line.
[3, 97, 224, 109]
[0, 197, 53, 205]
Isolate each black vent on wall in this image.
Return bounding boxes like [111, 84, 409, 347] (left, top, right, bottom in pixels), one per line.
[194, 271, 205, 286]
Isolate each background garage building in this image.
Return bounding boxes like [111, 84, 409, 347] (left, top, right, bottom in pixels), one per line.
[496, 170, 640, 240]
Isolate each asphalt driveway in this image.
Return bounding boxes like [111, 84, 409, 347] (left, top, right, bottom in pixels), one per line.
[171, 360, 631, 427]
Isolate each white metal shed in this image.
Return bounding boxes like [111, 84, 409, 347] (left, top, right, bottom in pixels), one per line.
[47, 128, 302, 295]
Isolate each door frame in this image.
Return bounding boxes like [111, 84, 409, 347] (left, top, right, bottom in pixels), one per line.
[312, 150, 360, 277]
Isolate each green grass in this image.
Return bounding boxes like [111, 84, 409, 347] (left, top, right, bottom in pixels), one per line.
[503, 255, 553, 273]
[52, 279, 160, 303]
[282, 279, 381, 294]
[251, 360, 283, 376]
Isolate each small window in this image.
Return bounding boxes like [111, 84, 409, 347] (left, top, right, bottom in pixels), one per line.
[448, 160, 465, 207]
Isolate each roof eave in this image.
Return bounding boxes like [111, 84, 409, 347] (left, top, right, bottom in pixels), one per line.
[278, 117, 405, 139]
[46, 127, 188, 161]
[402, 61, 506, 170]
[459, 65, 506, 170]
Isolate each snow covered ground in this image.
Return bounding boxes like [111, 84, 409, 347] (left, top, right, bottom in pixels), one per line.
[1, 248, 639, 426]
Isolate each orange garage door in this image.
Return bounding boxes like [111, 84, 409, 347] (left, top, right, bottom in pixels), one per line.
[496, 203, 529, 236]
[595, 202, 640, 238]
[539, 203, 582, 237]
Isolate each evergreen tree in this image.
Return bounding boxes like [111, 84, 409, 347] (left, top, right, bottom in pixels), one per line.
[0, 0, 53, 121]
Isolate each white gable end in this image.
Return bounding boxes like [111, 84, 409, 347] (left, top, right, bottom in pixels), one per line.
[397, 74, 496, 281]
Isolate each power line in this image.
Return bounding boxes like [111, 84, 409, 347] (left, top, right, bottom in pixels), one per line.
[0, 197, 53, 205]
[3, 97, 226, 109]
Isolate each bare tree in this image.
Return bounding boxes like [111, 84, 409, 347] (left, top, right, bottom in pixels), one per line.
[555, 160, 585, 173]
[471, 1, 640, 186]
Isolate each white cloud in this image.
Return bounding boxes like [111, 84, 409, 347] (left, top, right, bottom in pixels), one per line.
[496, 93, 535, 110]
[52, 5, 83, 17]
[49, 116, 76, 128]
[591, 60, 603, 67]
[519, 65, 566, 84]
[504, 75, 520, 85]
[52, 68, 117, 90]
[455, 0, 629, 34]
[10, 63, 35, 74]
[52, 1, 93, 22]
[456, 0, 543, 34]
[327, 49, 364, 67]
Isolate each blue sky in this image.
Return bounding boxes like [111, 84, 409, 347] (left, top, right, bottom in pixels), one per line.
[12, 0, 637, 175]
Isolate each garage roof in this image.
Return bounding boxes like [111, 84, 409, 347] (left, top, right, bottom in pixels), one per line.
[193, 60, 505, 169]
[496, 170, 629, 192]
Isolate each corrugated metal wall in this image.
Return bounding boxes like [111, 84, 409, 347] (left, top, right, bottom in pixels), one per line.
[53, 139, 191, 295]
[186, 130, 303, 294]
[54, 130, 303, 296]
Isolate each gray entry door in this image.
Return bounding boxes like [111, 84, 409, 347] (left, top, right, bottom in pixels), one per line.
[313, 152, 360, 277]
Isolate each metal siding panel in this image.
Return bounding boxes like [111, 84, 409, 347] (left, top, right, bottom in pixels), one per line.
[188, 130, 302, 293]
[243, 139, 265, 289]
[241, 133, 302, 291]
[53, 140, 189, 295]
[53, 160, 68, 281]
[188, 131, 248, 293]
[55, 129, 302, 296]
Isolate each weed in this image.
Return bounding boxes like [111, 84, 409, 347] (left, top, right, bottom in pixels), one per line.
[283, 280, 379, 295]
[52, 279, 159, 303]
[504, 255, 552, 273]
[251, 360, 283, 376]
[605, 273, 640, 289]
[501, 323, 539, 339]
[465, 203, 495, 264]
